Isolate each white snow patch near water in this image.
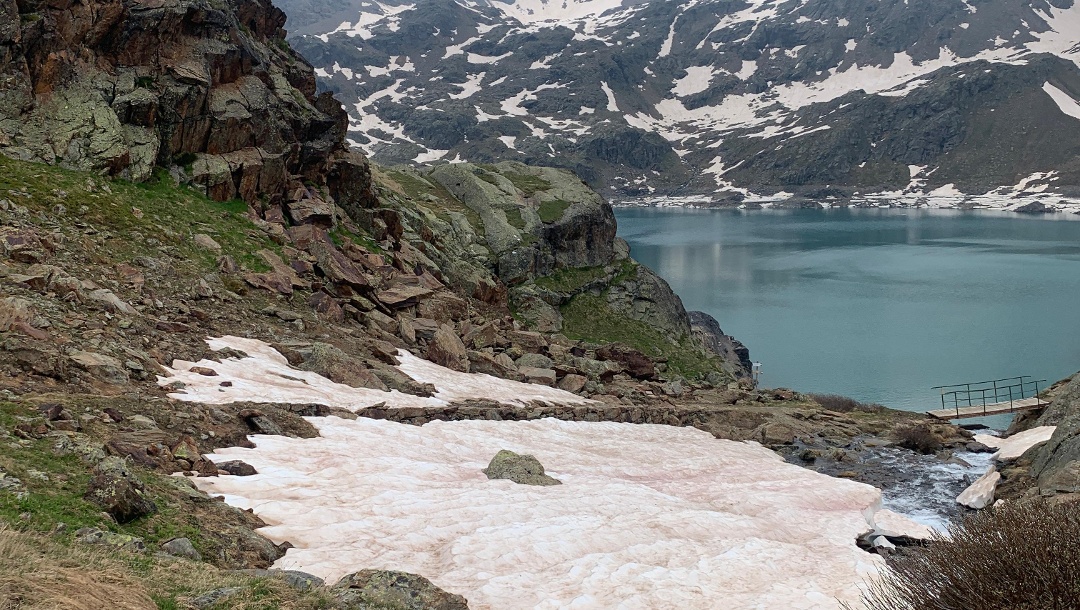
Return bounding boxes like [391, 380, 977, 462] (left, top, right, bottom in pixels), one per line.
[191, 417, 889, 609]
[163, 336, 934, 608]
[976, 426, 1056, 461]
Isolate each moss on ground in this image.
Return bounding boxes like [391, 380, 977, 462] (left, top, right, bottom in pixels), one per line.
[501, 171, 551, 196]
[537, 199, 570, 223]
[533, 265, 608, 294]
[504, 208, 526, 230]
[379, 167, 485, 230]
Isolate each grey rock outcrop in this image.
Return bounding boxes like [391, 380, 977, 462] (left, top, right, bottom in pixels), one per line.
[333, 570, 470, 610]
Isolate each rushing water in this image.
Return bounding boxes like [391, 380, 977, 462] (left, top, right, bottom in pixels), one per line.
[615, 207, 1080, 421]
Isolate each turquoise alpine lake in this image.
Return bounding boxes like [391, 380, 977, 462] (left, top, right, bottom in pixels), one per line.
[614, 207, 1080, 419]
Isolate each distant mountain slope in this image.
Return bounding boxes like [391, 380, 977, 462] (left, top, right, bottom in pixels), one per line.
[276, 0, 1080, 203]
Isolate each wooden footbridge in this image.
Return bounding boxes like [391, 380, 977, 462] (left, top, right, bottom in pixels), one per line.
[927, 376, 1048, 420]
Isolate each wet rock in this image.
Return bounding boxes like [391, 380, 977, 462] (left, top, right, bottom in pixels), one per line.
[161, 537, 202, 561]
[333, 570, 470, 610]
[427, 325, 469, 372]
[483, 449, 561, 486]
[85, 456, 157, 523]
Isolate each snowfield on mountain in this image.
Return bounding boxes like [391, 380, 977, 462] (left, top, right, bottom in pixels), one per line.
[279, 0, 1080, 205]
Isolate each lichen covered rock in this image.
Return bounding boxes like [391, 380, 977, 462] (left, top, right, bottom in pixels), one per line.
[483, 449, 561, 486]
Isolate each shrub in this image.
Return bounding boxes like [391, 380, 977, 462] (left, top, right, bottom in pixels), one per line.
[808, 393, 886, 413]
[855, 499, 1080, 610]
[894, 423, 943, 454]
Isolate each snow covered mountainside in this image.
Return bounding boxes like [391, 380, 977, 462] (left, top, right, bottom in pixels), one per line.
[277, 0, 1080, 204]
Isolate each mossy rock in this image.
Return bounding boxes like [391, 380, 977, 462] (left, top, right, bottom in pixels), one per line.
[482, 450, 561, 486]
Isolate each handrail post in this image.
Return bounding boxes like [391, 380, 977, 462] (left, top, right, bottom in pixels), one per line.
[1009, 385, 1014, 411]
[1035, 380, 1042, 407]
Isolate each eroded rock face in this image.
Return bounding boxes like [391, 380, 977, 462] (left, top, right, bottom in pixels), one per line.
[0, 0, 374, 211]
[334, 570, 470, 610]
[483, 449, 561, 486]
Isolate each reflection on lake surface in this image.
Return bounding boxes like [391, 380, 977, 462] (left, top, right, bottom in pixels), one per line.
[615, 207, 1080, 416]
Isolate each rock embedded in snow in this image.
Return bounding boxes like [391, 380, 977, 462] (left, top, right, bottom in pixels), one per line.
[189, 417, 887, 609]
[869, 508, 935, 541]
[483, 449, 561, 486]
[957, 467, 1001, 510]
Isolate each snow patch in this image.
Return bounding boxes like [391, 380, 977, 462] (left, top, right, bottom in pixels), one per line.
[1042, 82, 1080, 120]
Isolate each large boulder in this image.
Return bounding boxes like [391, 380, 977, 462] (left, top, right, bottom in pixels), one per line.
[333, 570, 470, 610]
[84, 456, 157, 523]
[596, 343, 656, 380]
[427, 325, 469, 372]
[483, 450, 561, 486]
[298, 342, 389, 391]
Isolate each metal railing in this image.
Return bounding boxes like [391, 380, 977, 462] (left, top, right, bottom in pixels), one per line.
[931, 376, 1046, 418]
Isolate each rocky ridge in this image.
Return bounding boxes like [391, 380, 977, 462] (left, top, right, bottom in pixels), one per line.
[280, 0, 1080, 203]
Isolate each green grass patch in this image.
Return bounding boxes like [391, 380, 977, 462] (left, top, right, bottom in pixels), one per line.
[0, 404, 106, 534]
[380, 168, 485, 231]
[537, 199, 570, 223]
[559, 294, 730, 381]
[533, 265, 608, 294]
[504, 208, 526, 230]
[330, 225, 385, 256]
[0, 156, 279, 273]
[501, 171, 552, 196]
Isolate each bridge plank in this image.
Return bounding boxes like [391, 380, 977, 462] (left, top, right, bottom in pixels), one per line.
[926, 396, 1046, 420]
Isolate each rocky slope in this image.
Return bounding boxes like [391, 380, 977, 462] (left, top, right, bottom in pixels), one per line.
[278, 0, 1080, 203]
[0, 0, 980, 606]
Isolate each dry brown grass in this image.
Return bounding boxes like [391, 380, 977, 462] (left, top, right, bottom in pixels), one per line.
[855, 499, 1080, 610]
[0, 526, 335, 610]
[0, 525, 155, 610]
